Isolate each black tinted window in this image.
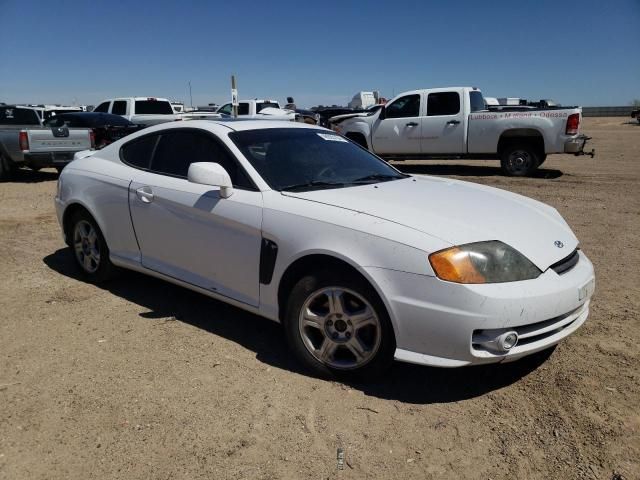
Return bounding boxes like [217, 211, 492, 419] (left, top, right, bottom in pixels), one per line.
[427, 92, 460, 116]
[469, 91, 485, 112]
[94, 102, 110, 113]
[237, 103, 249, 115]
[112, 101, 127, 115]
[121, 135, 158, 169]
[0, 107, 40, 125]
[150, 131, 253, 188]
[134, 100, 173, 115]
[385, 95, 420, 118]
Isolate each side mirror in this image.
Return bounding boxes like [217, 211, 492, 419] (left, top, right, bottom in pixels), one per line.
[187, 162, 233, 198]
[378, 105, 386, 120]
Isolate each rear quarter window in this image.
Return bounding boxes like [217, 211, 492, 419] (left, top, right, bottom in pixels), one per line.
[120, 134, 159, 169]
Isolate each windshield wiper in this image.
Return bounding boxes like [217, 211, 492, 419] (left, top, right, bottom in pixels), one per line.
[351, 173, 403, 183]
[280, 181, 345, 192]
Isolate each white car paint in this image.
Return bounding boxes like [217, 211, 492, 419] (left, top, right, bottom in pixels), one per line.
[55, 120, 595, 368]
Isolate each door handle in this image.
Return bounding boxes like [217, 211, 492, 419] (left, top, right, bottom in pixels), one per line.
[405, 122, 419, 127]
[447, 120, 461, 125]
[136, 186, 154, 203]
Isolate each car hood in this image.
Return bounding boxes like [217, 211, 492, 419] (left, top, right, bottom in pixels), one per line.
[282, 176, 578, 270]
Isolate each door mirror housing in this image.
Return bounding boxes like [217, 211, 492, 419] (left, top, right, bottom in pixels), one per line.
[187, 162, 233, 198]
[378, 105, 386, 120]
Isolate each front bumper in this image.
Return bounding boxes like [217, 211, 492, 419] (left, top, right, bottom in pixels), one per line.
[564, 135, 594, 157]
[365, 250, 595, 367]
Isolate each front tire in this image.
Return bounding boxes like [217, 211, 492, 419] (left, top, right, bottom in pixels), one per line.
[284, 269, 395, 380]
[69, 211, 117, 282]
[500, 144, 540, 176]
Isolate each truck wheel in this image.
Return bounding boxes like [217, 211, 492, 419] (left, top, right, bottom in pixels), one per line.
[500, 144, 540, 176]
[284, 268, 395, 381]
[0, 154, 14, 181]
[69, 210, 117, 283]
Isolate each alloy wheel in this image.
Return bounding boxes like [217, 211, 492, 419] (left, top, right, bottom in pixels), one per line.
[298, 287, 382, 370]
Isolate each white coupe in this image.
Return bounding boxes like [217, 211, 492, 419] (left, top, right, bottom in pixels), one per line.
[55, 120, 595, 379]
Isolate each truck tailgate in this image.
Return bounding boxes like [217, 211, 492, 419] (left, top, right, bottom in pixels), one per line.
[25, 128, 92, 153]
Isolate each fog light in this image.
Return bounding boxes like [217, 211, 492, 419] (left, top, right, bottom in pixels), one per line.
[498, 331, 518, 351]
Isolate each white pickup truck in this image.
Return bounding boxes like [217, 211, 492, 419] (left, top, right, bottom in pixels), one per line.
[216, 99, 296, 121]
[330, 87, 593, 176]
[93, 97, 180, 126]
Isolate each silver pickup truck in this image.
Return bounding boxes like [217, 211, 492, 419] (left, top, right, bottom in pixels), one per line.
[0, 105, 93, 179]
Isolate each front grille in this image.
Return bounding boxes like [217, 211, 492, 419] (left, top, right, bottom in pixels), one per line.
[550, 249, 579, 275]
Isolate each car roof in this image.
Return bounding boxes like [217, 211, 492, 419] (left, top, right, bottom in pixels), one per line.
[134, 119, 325, 134]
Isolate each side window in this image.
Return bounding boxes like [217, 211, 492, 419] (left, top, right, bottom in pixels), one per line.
[150, 130, 253, 188]
[112, 100, 127, 115]
[217, 103, 232, 115]
[237, 103, 249, 115]
[94, 102, 110, 113]
[385, 94, 420, 119]
[427, 92, 460, 116]
[121, 134, 158, 169]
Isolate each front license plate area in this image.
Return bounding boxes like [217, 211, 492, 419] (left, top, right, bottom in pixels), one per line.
[578, 278, 595, 301]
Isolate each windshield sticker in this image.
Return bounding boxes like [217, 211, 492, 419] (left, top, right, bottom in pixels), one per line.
[317, 132, 348, 142]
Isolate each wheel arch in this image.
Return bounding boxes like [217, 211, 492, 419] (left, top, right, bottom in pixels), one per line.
[497, 128, 545, 156]
[276, 252, 396, 336]
[61, 202, 105, 246]
[344, 131, 370, 150]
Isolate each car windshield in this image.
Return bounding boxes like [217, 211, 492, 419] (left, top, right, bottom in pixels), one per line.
[229, 128, 406, 191]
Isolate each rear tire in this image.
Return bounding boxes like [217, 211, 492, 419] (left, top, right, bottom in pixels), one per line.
[284, 268, 395, 381]
[69, 210, 117, 283]
[500, 144, 540, 176]
[0, 154, 14, 181]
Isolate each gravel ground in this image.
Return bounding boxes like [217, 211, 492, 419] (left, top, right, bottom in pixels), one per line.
[0, 117, 638, 479]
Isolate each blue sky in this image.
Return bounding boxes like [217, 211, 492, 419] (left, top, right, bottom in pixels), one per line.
[1, 0, 638, 108]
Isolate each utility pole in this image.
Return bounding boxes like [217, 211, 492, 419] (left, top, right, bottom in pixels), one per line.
[231, 75, 238, 118]
[188, 81, 193, 109]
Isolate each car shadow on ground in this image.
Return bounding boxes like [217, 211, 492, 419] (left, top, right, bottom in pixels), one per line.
[44, 248, 554, 405]
[394, 163, 564, 179]
[5, 168, 59, 183]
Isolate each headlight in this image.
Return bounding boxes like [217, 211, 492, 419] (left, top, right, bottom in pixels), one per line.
[429, 241, 541, 284]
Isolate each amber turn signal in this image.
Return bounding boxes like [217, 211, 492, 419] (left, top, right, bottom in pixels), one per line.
[429, 247, 487, 284]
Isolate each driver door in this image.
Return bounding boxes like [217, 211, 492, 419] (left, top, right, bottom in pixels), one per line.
[125, 129, 263, 307]
[371, 94, 422, 154]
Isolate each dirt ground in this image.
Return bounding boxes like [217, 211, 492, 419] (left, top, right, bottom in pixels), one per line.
[1, 117, 638, 480]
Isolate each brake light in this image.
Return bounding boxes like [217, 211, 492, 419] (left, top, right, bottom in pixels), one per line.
[19, 131, 29, 151]
[566, 113, 580, 135]
[89, 130, 96, 149]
